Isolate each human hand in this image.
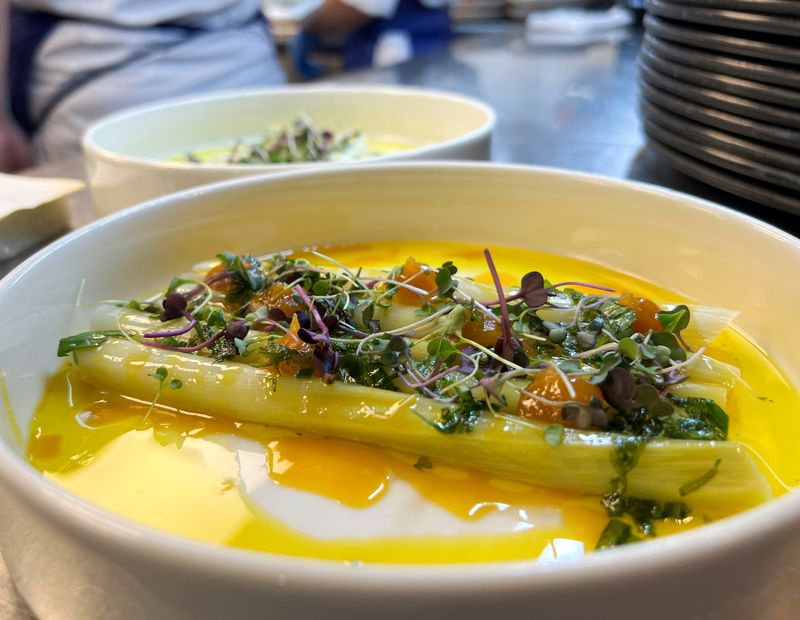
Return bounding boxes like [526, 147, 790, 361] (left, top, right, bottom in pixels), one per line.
[0, 124, 34, 173]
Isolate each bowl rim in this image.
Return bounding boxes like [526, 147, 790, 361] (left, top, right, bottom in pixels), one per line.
[81, 84, 497, 173]
[1, 161, 799, 593]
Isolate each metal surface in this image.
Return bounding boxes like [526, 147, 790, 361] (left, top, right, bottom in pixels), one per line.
[644, 0, 800, 37]
[641, 99, 800, 173]
[647, 137, 800, 213]
[642, 33, 800, 89]
[664, 0, 800, 16]
[640, 60, 800, 128]
[640, 80, 800, 149]
[640, 42, 800, 109]
[643, 14, 800, 65]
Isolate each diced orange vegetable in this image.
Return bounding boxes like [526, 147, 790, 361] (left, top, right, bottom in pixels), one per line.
[461, 309, 502, 347]
[205, 263, 236, 293]
[618, 291, 663, 335]
[394, 257, 437, 305]
[277, 315, 312, 352]
[274, 315, 315, 377]
[518, 366, 603, 427]
[251, 282, 305, 317]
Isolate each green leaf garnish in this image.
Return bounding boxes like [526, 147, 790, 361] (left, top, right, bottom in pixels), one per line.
[596, 519, 641, 550]
[57, 330, 125, 357]
[435, 261, 458, 298]
[657, 305, 690, 334]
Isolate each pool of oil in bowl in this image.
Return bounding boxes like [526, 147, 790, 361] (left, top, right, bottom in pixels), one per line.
[27, 242, 800, 563]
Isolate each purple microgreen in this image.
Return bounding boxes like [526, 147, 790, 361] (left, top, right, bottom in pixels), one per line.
[402, 364, 460, 389]
[458, 346, 480, 373]
[312, 345, 340, 384]
[545, 281, 616, 294]
[204, 270, 234, 287]
[600, 367, 636, 412]
[268, 308, 287, 322]
[519, 271, 548, 308]
[485, 271, 546, 308]
[483, 248, 518, 364]
[297, 327, 320, 345]
[397, 367, 439, 399]
[144, 311, 197, 339]
[633, 384, 674, 417]
[336, 322, 368, 338]
[478, 373, 505, 402]
[160, 291, 188, 321]
[225, 320, 250, 341]
[253, 319, 301, 343]
[294, 285, 329, 341]
[485, 273, 613, 309]
[142, 329, 225, 353]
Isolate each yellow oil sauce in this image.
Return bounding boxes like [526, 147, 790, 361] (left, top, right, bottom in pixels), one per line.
[27, 241, 800, 563]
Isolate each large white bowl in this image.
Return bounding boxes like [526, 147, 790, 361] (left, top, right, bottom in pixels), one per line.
[82, 85, 495, 215]
[0, 163, 799, 620]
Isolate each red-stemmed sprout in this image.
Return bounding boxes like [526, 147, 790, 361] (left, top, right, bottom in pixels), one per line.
[483, 248, 519, 366]
[146, 292, 198, 338]
[486, 273, 615, 308]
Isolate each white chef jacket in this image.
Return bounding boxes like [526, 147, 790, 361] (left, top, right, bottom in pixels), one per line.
[13, 0, 285, 161]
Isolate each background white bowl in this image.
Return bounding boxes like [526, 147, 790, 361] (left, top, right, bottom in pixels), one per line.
[82, 85, 495, 215]
[0, 163, 799, 620]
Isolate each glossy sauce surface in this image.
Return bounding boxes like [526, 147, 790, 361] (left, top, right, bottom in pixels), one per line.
[27, 242, 800, 563]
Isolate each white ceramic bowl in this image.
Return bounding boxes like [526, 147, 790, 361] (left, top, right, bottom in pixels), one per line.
[0, 163, 799, 620]
[82, 85, 495, 215]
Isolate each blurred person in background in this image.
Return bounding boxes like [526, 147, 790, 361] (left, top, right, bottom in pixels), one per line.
[1, 0, 33, 172]
[2, 0, 285, 163]
[294, 0, 452, 78]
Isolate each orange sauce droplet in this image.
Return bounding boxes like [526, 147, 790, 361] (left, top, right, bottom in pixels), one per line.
[619, 291, 663, 335]
[462, 308, 502, 347]
[267, 436, 390, 508]
[251, 282, 305, 317]
[28, 432, 61, 459]
[518, 366, 602, 426]
[274, 315, 315, 377]
[394, 257, 437, 305]
[205, 263, 235, 293]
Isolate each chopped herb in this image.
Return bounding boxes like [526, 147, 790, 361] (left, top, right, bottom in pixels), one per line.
[57, 330, 125, 357]
[414, 456, 433, 470]
[596, 519, 641, 550]
[680, 459, 721, 496]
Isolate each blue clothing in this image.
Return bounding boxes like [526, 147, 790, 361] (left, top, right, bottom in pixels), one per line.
[7, 6, 268, 137]
[7, 7, 59, 135]
[343, 0, 452, 70]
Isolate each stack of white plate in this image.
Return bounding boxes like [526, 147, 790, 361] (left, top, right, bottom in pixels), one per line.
[639, 0, 800, 213]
